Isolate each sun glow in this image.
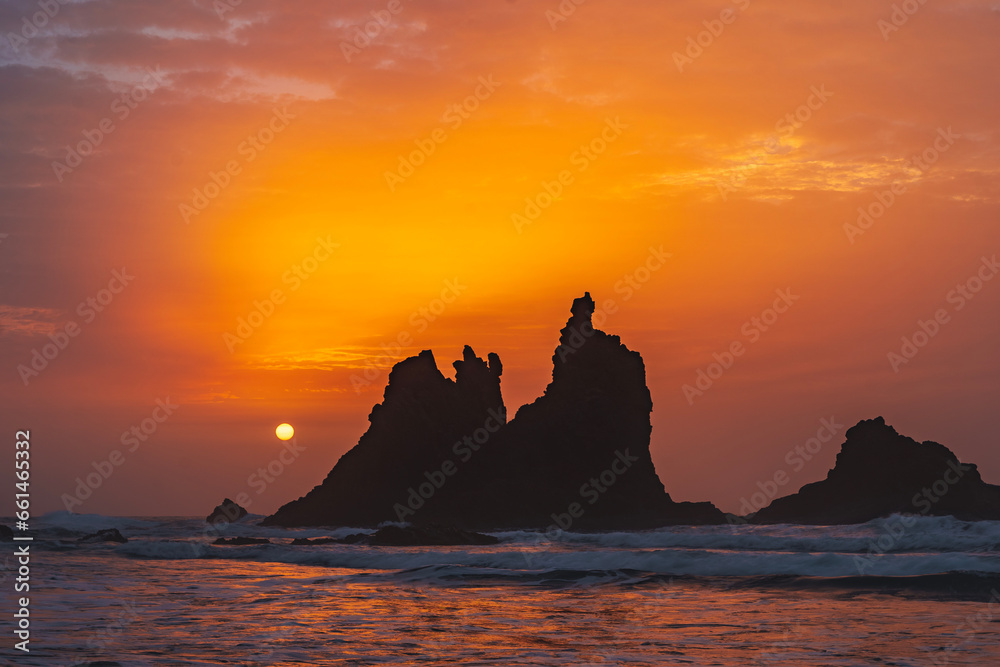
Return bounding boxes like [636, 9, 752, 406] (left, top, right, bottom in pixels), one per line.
[275, 423, 294, 441]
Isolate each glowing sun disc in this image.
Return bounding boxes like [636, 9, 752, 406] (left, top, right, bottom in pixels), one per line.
[275, 423, 294, 441]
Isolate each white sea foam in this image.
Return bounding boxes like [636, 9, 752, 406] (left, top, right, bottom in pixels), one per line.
[35, 510, 162, 533]
[494, 514, 1000, 554]
[113, 539, 1000, 578]
[39, 512, 1000, 580]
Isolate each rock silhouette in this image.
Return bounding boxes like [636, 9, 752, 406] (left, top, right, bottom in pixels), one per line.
[290, 537, 340, 545]
[265, 344, 506, 527]
[458, 293, 723, 529]
[0, 525, 12, 541]
[752, 417, 1000, 524]
[206, 498, 248, 525]
[213, 537, 270, 546]
[265, 293, 724, 529]
[77, 528, 128, 544]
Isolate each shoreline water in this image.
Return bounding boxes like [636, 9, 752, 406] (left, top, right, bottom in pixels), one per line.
[4, 512, 999, 665]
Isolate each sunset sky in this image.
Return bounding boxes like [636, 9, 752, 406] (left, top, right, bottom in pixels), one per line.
[2, 0, 998, 517]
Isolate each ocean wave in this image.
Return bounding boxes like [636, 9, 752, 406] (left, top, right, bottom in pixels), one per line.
[38, 512, 1000, 552]
[36, 512, 1000, 582]
[113, 538, 1000, 579]
[34, 510, 163, 534]
[32, 511, 375, 540]
[494, 515, 1000, 554]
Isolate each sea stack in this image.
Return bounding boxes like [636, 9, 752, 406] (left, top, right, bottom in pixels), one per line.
[264, 345, 506, 527]
[206, 498, 249, 525]
[752, 417, 1000, 524]
[455, 292, 723, 529]
[264, 293, 723, 529]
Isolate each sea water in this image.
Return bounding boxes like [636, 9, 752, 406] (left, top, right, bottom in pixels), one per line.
[3, 512, 1000, 665]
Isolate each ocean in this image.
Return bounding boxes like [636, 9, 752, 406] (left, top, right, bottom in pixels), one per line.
[5, 512, 1000, 666]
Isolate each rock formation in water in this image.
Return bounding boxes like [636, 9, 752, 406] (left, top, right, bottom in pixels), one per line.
[206, 498, 248, 525]
[265, 344, 506, 527]
[290, 537, 340, 545]
[458, 292, 723, 529]
[77, 528, 128, 544]
[213, 537, 270, 546]
[752, 417, 1000, 524]
[0, 524, 12, 541]
[264, 293, 724, 529]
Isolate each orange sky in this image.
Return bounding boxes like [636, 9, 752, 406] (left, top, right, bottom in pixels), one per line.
[2, 0, 998, 516]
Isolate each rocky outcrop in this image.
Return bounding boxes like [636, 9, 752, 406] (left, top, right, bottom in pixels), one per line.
[752, 417, 1000, 524]
[290, 537, 340, 545]
[463, 293, 722, 529]
[206, 498, 248, 525]
[77, 528, 128, 544]
[264, 293, 724, 530]
[213, 537, 270, 546]
[264, 345, 505, 527]
[0, 525, 12, 541]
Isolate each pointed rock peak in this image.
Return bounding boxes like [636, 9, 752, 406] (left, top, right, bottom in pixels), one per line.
[487, 352, 502, 377]
[846, 416, 897, 440]
[408, 349, 439, 373]
[555, 292, 603, 368]
[386, 350, 443, 389]
[570, 292, 596, 324]
[453, 345, 482, 375]
[453, 346, 504, 382]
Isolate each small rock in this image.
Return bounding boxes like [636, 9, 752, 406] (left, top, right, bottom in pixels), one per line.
[213, 537, 270, 546]
[0, 525, 13, 541]
[290, 537, 339, 545]
[206, 498, 248, 525]
[77, 529, 128, 544]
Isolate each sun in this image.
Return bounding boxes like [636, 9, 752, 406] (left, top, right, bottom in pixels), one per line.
[275, 423, 294, 441]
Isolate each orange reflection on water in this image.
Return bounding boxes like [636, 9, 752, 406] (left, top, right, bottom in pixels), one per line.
[35, 552, 1000, 665]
